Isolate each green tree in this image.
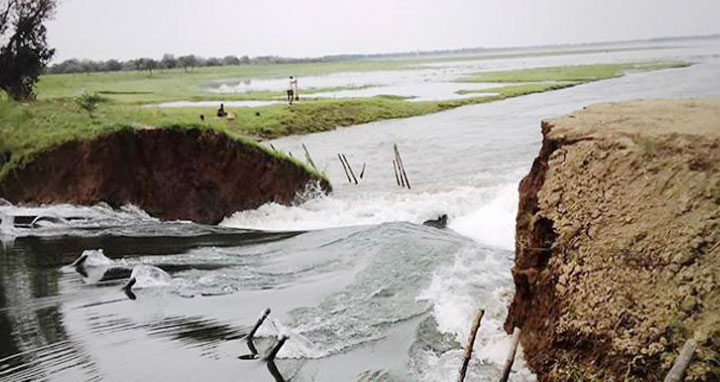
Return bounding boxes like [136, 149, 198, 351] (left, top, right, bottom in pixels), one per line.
[160, 53, 177, 69]
[178, 55, 198, 71]
[0, 0, 56, 101]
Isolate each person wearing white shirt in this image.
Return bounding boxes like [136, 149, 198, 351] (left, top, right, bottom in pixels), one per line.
[287, 76, 298, 105]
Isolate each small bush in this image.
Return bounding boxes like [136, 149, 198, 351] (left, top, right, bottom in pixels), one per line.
[75, 92, 105, 117]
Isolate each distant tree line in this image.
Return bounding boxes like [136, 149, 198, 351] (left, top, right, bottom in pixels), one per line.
[46, 46, 502, 76]
[48, 53, 333, 75]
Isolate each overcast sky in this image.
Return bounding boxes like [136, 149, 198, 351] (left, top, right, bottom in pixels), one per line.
[47, 0, 720, 62]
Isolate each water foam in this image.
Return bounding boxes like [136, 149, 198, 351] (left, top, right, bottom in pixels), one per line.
[223, 184, 512, 230]
[448, 183, 518, 251]
[75, 249, 116, 267]
[0, 203, 157, 238]
[416, 245, 536, 381]
[130, 265, 173, 289]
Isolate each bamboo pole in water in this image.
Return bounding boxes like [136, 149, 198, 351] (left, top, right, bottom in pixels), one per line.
[393, 147, 405, 187]
[247, 308, 271, 341]
[663, 339, 697, 382]
[265, 335, 289, 362]
[458, 309, 485, 382]
[393, 159, 401, 186]
[394, 144, 411, 189]
[498, 327, 521, 382]
[342, 154, 358, 184]
[338, 153, 352, 183]
[302, 143, 317, 170]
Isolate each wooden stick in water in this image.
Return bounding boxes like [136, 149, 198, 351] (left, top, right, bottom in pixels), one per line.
[265, 335, 289, 362]
[338, 153, 352, 183]
[301, 143, 317, 170]
[394, 144, 402, 186]
[458, 309, 485, 382]
[359, 163, 366, 179]
[342, 154, 358, 184]
[664, 339, 697, 382]
[394, 144, 411, 189]
[393, 159, 401, 186]
[247, 308, 271, 341]
[393, 147, 405, 187]
[498, 327, 521, 382]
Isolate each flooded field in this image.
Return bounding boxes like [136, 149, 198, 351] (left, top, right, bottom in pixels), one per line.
[1, 36, 720, 382]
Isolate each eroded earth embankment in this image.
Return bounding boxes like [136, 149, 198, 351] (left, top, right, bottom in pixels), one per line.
[0, 128, 330, 224]
[506, 99, 720, 381]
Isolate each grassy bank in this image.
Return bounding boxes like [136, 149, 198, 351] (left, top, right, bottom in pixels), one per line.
[0, 99, 329, 183]
[1, 60, 688, 182]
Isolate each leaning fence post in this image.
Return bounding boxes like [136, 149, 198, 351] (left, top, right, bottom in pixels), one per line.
[265, 335, 289, 362]
[458, 309, 485, 382]
[498, 327, 521, 382]
[302, 143, 317, 170]
[392, 159, 401, 186]
[338, 153, 352, 183]
[394, 144, 411, 189]
[247, 308, 271, 341]
[342, 154, 358, 184]
[663, 339, 697, 382]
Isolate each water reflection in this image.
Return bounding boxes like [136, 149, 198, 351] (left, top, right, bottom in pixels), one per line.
[0, 240, 100, 381]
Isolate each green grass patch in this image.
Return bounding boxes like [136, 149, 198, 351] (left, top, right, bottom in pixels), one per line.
[36, 61, 409, 104]
[457, 61, 689, 83]
[456, 82, 581, 97]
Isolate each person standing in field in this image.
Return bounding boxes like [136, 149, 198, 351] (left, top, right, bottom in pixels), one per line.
[292, 76, 299, 101]
[287, 76, 298, 105]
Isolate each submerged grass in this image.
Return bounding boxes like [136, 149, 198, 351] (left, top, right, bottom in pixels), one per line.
[457, 61, 689, 83]
[456, 82, 581, 96]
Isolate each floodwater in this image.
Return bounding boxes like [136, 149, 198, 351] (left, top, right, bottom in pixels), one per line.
[207, 69, 506, 102]
[1, 37, 720, 382]
[201, 37, 719, 102]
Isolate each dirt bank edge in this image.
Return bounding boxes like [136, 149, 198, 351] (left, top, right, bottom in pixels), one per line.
[0, 126, 331, 224]
[506, 99, 720, 381]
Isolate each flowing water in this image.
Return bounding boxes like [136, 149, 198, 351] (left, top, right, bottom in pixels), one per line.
[1, 37, 719, 382]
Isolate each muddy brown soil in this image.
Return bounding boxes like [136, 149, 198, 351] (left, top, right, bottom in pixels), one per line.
[0, 128, 330, 224]
[506, 99, 720, 381]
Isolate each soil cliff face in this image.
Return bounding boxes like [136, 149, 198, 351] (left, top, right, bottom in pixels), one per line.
[506, 99, 720, 381]
[0, 128, 330, 224]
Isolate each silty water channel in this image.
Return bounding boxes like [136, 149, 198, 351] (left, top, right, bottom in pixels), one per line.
[1, 37, 719, 382]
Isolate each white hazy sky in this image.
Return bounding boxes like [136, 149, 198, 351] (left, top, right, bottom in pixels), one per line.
[47, 0, 720, 62]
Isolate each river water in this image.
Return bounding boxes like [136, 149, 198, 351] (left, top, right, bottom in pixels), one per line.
[1, 37, 719, 382]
